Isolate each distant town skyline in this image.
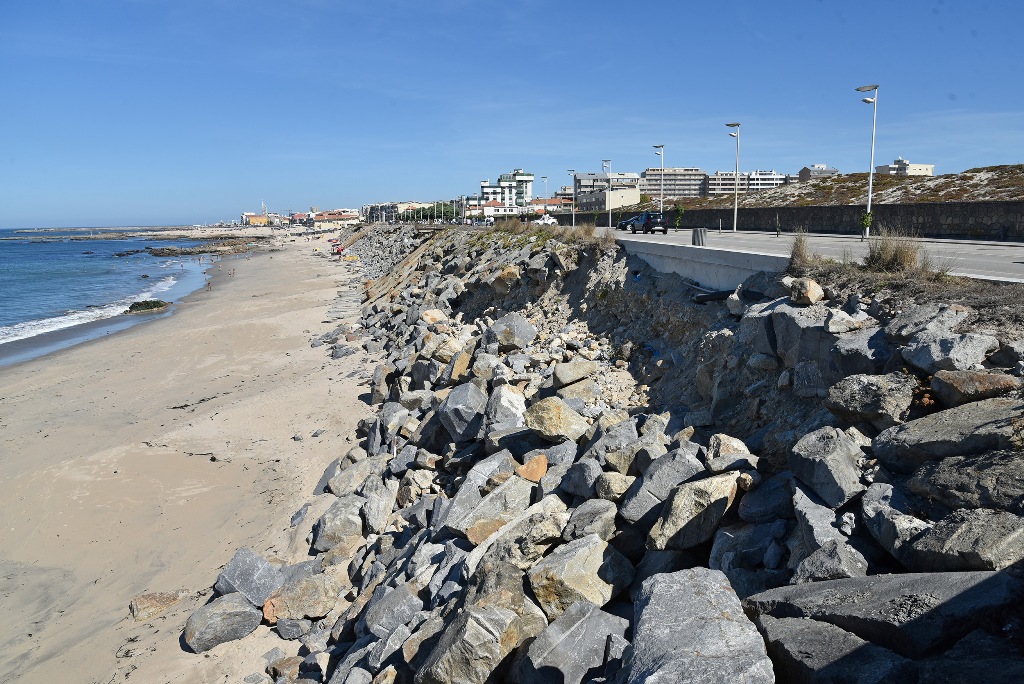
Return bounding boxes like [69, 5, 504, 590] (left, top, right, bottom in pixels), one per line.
[2, 1, 1023, 228]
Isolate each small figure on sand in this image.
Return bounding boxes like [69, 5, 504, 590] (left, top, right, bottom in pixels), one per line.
[206, 281, 212, 291]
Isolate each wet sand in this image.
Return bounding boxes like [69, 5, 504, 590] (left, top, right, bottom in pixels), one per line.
[0, 240, 372, 682]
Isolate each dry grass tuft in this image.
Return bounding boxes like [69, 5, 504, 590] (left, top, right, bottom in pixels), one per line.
[789, 230, 813, 273]
[487, 220, 618, 251]
[864, 227, 921, 272]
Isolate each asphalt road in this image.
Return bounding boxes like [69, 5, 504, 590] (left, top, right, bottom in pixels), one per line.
[606, 227, 1024, 283]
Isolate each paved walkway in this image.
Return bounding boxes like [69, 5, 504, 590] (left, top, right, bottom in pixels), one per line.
[608, 228, 1024, 283]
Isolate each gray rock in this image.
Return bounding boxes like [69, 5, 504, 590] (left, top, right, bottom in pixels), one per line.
[789, 427, 866, 508]
[824, 372, 918, 430]
[360, 477, 398, 535]
[560, 458, 603, 499]
[831, 326, 892, 376]
[860, 483, 931, 568]
[552, 361, 599, 388]
[619, 568, 774, 684]
[276, 618, 312, 640]
[930, 369, 1021, 408]
[902, 330, 1000, 374]
[510, 601, 629, 684]
[872, 397, 1024, 473]
[792, 538, 868, 583]
[756, 615, 909, 684]
[788, 481, 848, 568]
[183, 593, 263, 653]
[744, 571, 1024, 658]
[438, 382, 489, 443]
[528, 534, 634, 620]
[907, 450, 1024, 513]
[739, 472, 795, 523]
[618, 444, 704, 527]
[906, 629, 1024, 684]
[885, 302, 972, 344]
[710, 521, 788, 573]
[359, 582, 423, 639]
[562, 499, 618, 541]
[452, 474, 535, 545]
[463, 495, 568, 576]
[771, 301, 834, 370]
[328, 456, 389, 498]
[484, 312, 537, 352]
[312, 495, 366, 553]
[648, 472, 742, 551]
[905, 508, 1024, 571]
[594, 471, 635, 502]
[485, 384, 526, 428]
[214, 548, 286, 607]
[417, 561, 547, 684]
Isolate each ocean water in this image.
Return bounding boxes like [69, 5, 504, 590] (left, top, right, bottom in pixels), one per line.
[0, 228, 211, 365]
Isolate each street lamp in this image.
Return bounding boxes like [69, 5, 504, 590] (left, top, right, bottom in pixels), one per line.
[726, 123, 741, 232]
[652, 145, 664, 213]
[568, 169, 576, 227]
[856, 84, 879, 240]
[541, 176, 548, 214]
[602, 160, 612, 230]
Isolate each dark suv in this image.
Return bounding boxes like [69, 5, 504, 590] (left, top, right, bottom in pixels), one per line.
[630, 211, 667, 234]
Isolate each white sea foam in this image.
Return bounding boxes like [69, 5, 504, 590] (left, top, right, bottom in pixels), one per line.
[0, 275, 178, 345]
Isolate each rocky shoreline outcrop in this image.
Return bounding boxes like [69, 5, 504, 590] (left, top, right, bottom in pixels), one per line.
[180, 224, 1024, 683]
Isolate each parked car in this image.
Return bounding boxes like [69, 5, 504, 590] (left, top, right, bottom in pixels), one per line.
[630, 211, 668, 234]
[533, 215, 558, 226]
[617, 215, 640, 230]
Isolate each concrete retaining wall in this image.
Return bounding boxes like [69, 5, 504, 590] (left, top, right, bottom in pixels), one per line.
[621, 240, 789, 291]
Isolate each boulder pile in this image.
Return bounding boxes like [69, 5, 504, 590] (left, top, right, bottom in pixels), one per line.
[183, 225, 1024, 683]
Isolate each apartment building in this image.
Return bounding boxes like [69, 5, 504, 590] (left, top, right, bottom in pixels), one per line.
[706, 171, 748, 196]
[640, 167, 707, 198]
[479, 169, 535, 208]
[572, 172, 641, 196]
[747, 170, 788, 192]
[876, 157, 934, 177]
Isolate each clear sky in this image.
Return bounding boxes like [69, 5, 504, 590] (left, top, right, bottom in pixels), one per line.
[2, 0, 1022, 228]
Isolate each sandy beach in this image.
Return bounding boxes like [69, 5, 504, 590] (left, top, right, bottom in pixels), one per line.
[0, 239, 372, 683]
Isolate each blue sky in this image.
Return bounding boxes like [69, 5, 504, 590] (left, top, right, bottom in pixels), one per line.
[2, 0, 1022, 228]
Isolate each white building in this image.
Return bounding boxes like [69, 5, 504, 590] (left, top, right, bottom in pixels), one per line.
[479, 169, 535, 208]
[875, 157, 934, 177]
[747, 170, 788, 192]
[575, 187, 642, 212]
[706, 171, 748, 196]
[640, 167, 707, 198]
[573, 172, 641, 196]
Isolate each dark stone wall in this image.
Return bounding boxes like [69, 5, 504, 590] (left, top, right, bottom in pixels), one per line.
[556, 201, 1024, 240]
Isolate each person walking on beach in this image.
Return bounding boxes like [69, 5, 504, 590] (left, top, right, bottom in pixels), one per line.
[206, 281, 212, 291]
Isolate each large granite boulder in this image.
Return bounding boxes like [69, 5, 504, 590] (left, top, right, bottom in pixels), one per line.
[484, 313, 537, 352]
[510, 601, 629, 684]
[789, 427, 866, 508]
[618, 568, 775, 683]
[872, 397, 1024, 473]
[485, 384, 527, 428]
[648, 472, 743, 551]
[618, 444, 705, 528]
[183, 593, 263, 654]
[824, 372, 918, 430]
[744, 571, 1024, 658]
[214, 548, 286, 607]
[902, 331, 999, 375]
[739, 472, 795, 523]
[438, 382, 489, 443]
[884, 303, 972, 344]
[756, 615, 909, 684]
[930, 369, 1021, 408]
[907, 450, 1024, 513]
[861, 482, 931, 568]
[263, 570, 348, 623]
[905, 508, 1024, 571]
[311, 494, 366, 553]
[524, 397, 589, 443]
[527, 534, 634, 620]
[416, 561, 547, 684]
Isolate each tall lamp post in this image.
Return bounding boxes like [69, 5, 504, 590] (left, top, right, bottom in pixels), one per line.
[541, 176, 548, 214]
[567, 169, 576, 227]
[652, 145, 664, 213]
[602, 160, 612, 230]
[856, 84, 879, 240]
[726, 123, 741, 232]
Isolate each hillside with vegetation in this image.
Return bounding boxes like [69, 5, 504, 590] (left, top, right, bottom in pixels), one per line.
[629, 164, 1024, 213]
